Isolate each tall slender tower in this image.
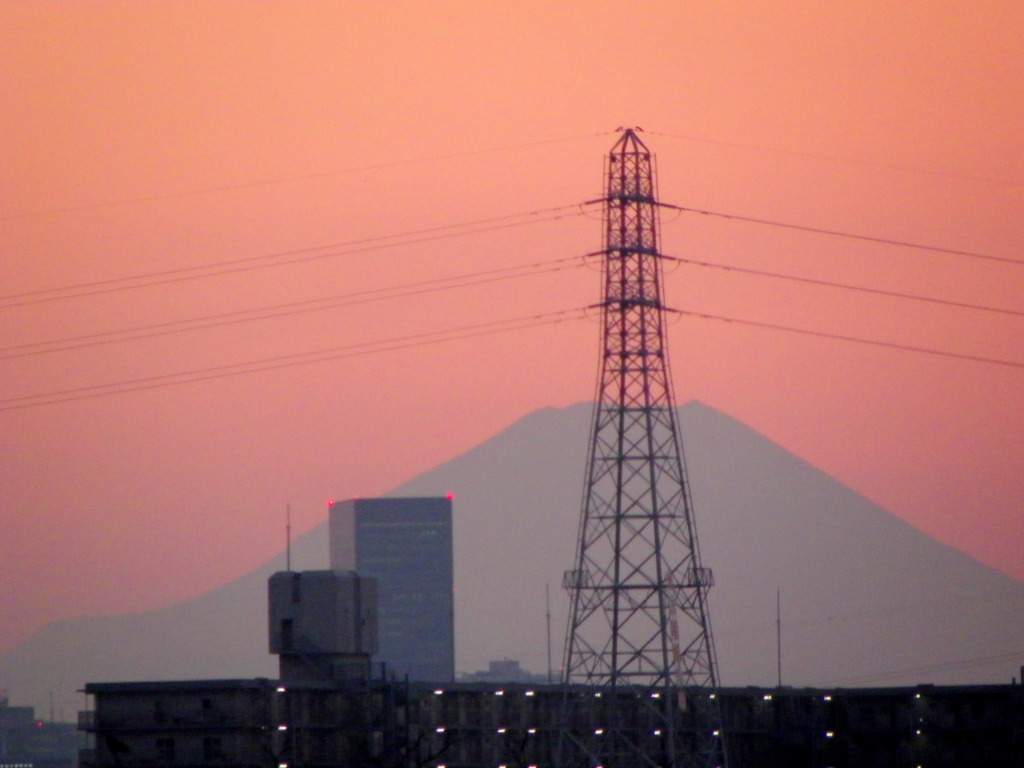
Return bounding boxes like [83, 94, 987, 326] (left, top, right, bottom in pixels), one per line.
[562, 129, 725, 767]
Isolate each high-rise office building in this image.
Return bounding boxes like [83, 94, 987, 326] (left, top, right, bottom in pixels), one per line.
[329, 496, 454, 682]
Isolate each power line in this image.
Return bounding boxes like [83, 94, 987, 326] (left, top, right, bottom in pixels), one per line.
[824, 650, 1024, 686]
[1, 131, 612, 222]
[7, 244, 1016, 366]
[676, 308, 1024, 369]
[3, 193, 1019, 415]
[6, 198, 1015, 313]
[662, 203, 1024, 267]
[647, 129, 1021, 188]
[6, 296, 1021, 412]
[673, 256, 1024, 318]
[0, 307, 588, 412]
[0, 203, 596, 309]
[0, 257, 585, 360]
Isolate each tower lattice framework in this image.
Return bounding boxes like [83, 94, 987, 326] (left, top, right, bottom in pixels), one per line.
[562, 129, 726, 768]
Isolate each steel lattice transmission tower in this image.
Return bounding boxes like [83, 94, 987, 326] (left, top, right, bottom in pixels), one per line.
[562, 128, 726, 768]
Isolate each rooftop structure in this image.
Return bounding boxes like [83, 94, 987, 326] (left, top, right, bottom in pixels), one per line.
[268, 569, 378, 684]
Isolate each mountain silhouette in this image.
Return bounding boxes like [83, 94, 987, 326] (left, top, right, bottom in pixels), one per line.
[4, 402, 1023, 716]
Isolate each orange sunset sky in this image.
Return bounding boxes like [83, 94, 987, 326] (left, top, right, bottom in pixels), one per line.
[2, 0, 1022, 670]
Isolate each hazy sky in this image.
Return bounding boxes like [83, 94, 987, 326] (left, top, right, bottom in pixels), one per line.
[2, 1, 1022, 658]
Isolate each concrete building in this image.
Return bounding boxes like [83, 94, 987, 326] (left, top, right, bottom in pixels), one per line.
[79, 678, 1024, 767]
[267, 570, 378, 684]
[79, 679, 277, 767]
[329, 497, 454, 682]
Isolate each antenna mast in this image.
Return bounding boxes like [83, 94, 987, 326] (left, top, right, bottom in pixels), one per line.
[546, 583, 553, 684]
[562, 128, 726, 768]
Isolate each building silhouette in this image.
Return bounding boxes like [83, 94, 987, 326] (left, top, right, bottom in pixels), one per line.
[1, 693, 81, 768]
[76, 511, 1024, 767]
[329, 496, 454, 682]
[79, 676, 1024, 767]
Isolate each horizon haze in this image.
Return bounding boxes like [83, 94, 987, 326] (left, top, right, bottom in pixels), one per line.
[2, 402, 1022, 716]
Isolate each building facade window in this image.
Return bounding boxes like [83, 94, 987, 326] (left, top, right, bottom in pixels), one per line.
[155, 737, 175, 761]
[281, 619, 294, 651]
[203, 735, 223, 761]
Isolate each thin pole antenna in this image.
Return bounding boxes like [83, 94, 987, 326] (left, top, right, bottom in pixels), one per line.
[776, 588, 782, 687]
[546, 583, 553, 684]
[286, 503, 292, 572]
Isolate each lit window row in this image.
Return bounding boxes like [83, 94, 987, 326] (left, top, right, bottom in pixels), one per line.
[432, 688, 729, 702]
[430, 725, 721, 738]
[435, 726, 539, 734]
[435, 688, 535, 697]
